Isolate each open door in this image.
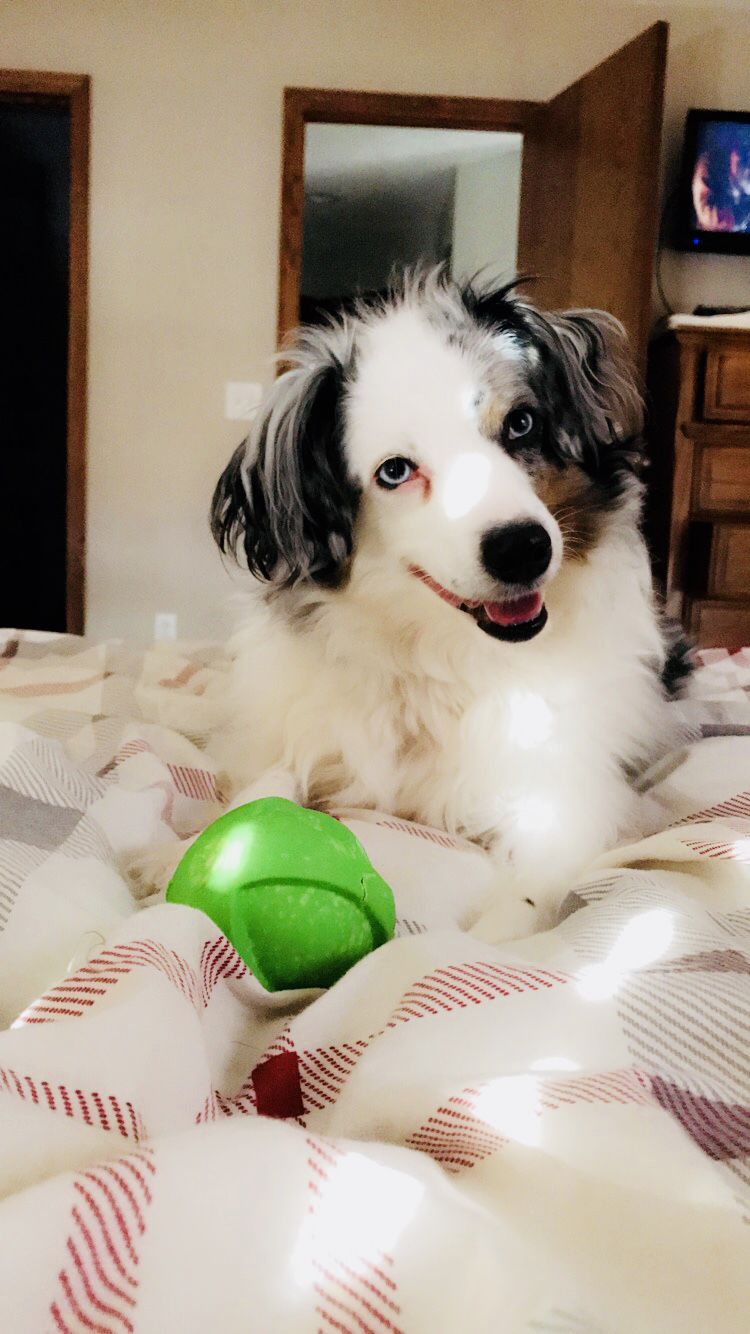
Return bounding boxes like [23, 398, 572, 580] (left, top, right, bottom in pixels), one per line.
[518, 22, 668, 367]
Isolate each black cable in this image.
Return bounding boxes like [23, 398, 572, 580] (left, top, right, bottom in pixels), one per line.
[654, 185, 682, 318]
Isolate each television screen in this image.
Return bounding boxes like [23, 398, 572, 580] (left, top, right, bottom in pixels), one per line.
[679, 110, 750, 254]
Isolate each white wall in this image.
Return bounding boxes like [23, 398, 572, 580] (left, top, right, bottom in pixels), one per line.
[451, 150, 521, 285]
[3, 0, 750, 641]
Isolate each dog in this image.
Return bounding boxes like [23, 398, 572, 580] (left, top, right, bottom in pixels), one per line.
[187, 268, 690, 941]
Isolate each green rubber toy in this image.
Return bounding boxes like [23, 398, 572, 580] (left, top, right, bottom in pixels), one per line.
[166, 797, 396, 991]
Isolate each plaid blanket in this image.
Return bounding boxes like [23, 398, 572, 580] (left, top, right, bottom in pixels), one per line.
[1, 631, 750, 1332]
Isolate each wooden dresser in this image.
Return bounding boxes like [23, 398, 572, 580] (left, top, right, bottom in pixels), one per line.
[647, 323, 750, 647]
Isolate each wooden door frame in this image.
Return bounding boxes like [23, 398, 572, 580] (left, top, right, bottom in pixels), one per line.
[277, 86, 539, 347]
[0, 69, 90, 634]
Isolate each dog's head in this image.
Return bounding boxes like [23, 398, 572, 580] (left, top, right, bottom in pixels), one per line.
[211, 270, 644, 643]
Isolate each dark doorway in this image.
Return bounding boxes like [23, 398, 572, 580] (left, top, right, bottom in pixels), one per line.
[1, 101, 70, 630]
[0, 71, 89, 634]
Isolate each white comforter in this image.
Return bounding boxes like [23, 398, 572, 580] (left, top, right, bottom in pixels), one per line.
[0, 632, 749, 1333]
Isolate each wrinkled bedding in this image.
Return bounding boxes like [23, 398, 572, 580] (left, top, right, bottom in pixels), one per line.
[1, 631, 750, 1332]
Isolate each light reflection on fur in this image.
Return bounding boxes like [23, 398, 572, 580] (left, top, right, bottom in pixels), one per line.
[208, 269, 691, 941]
[440, 451, 492, 521]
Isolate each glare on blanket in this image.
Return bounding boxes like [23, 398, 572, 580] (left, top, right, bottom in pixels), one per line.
[732, 837, 750, 865]
[576, 908, 674, 1002]
[473, 1075, 541, 1147]
[506, 689, 554, 749]
[290, 1151, 423, 1288]
[530, 1056, 579, 1072]
[440, 451, 491, 520]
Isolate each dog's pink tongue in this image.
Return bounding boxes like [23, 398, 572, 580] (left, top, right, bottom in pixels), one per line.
[483, 592, 543, 626]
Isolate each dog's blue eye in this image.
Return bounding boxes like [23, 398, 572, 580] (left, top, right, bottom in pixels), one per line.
[505, 407, 537, 441]
[375, 457, 416, 489]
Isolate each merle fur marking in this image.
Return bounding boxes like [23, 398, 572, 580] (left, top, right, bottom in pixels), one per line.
[210, 348, 360, 588]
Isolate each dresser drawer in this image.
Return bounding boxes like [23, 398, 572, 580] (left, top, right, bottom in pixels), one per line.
[688, 599, 750, 647]
[694, 446, 750, 512]
[707, 524, 750, 598]
[704, 344, 750, 422]
[685, 521, 750, 598]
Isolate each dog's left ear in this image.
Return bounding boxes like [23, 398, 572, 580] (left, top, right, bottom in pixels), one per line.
[544, 309, 644, 465]
[210, 337, 360, 588]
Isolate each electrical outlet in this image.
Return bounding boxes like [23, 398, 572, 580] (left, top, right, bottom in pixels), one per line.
[224, 381, 263, 421]
[154, 612, 178, 641]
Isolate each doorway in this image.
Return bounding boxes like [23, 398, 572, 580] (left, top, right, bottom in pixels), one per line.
[300, 123, 523, 326]
[0, 71, 89, 634]
[277, 23, 668, 369]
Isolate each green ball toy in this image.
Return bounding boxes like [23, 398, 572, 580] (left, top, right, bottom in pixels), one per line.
[166, 797, 396, 991]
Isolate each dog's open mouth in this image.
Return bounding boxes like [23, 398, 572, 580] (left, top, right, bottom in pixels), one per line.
[410, 567, 548, 642]
[477, 592, 548, 641]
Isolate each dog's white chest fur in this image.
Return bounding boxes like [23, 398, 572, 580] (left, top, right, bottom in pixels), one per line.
[207, 273, 685, 934]
[220, 524, 668, 909]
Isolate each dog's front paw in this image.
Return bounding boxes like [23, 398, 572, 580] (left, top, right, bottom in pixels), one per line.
[470, 891, 553, 945]
[125, 840, 189, 902]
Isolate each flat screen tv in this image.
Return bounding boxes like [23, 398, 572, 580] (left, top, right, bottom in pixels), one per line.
[678, 109, 750, 254]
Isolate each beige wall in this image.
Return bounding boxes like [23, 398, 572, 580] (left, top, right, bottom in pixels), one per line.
[3, 0, 750, 641]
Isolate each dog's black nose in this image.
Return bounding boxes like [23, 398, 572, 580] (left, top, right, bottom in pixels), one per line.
[481, 522, 552, 585]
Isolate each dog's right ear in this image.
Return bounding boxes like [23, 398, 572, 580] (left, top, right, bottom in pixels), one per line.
[210, 336, 360, 588]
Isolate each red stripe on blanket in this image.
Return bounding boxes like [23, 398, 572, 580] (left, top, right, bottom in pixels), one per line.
[97, 739, 218, 804]
[373, 817, 465, 850]
[672, 791, 750, 827]
[388, 961, 570, 1025]
[167, 763, 219, 803]
[0, 1067, 146, 1141]
[406, 1069, 653, 1173]
[235, 966, 570, 1124]
[198, 935, 247, 1005]
[49, 1149, 155, 1334]
[16, 934, 247, 1027]
[683, 838, 750, 863]
[304, 1137, 404, 1334]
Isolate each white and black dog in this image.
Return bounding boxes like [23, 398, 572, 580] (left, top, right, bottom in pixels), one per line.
[152, 270, 690, 939]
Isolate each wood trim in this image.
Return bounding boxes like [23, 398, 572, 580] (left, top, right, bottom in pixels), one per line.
[1, 70, 89, 634]
[681, 423, 750, 447]
[283, 86, 535, 131]
[0, 69, 87, 100]
[674, 325, 750, 345]
[664, 341, 699, 618]
[277, 86, 540, 347]
[693, 507, 750, 524]
[632, 22, 669, 369]
[277, 89, 307, 348]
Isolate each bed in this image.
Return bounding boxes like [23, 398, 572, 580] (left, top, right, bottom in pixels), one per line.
[1, 631, 749, 1332]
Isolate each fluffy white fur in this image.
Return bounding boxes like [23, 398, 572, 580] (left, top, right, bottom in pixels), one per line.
[204, 291, 677, 941]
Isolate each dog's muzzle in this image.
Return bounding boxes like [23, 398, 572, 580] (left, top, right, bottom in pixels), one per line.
[409, 563, 549, 643]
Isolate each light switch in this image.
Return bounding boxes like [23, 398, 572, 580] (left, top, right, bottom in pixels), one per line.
[154, 612, 178, 641]
[224, 381, 263, 421]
